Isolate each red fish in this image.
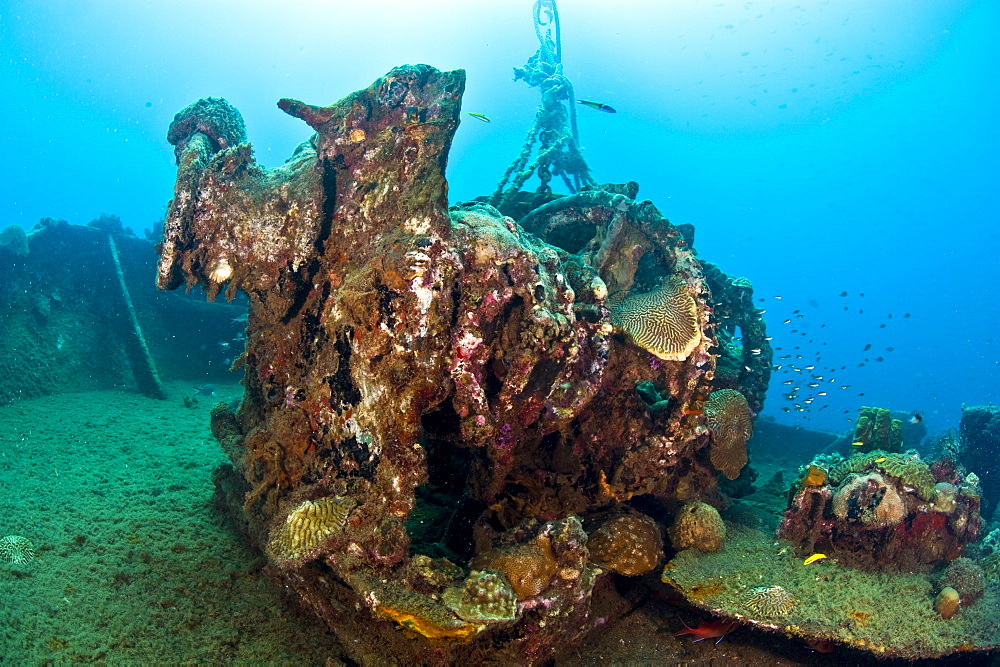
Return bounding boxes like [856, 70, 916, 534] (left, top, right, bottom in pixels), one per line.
[675, 618, 739, 644]
[803, 637, 836, 653]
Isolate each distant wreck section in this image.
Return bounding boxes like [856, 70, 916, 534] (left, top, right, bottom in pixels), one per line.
[158, 64, 771, 663]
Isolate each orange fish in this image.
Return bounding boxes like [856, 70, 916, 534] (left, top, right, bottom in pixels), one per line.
[682, 407, 704, 416]
[675, 618, 739, 644]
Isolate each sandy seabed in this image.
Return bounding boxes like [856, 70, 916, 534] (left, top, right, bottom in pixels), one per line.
[1, 382, 987, 666]
[0, 382, 345, 663]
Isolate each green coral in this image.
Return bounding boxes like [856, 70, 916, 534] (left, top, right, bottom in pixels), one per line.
[878, 455, 937, 502]
[828, 450, 937, 501]
[443, 570, 519, 623]
[851, 407, 903, 453]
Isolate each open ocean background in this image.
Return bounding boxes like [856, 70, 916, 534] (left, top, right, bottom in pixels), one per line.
[2, 0, 997, 435]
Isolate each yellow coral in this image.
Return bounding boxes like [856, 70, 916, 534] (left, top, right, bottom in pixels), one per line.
[802, 465, 827, 487]
[587, 512, 664, 576]
[471, 535, 558, 600]
[611, 275, 700, 361]
[267, 495, 355, 563]
[376, 605, 479, 641]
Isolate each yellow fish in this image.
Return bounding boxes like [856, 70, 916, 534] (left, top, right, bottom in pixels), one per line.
[803, 553, 828, 565]
[466, 112, 491, 123]
[851, 441, 865, 446]
[874, 457, 887, 463]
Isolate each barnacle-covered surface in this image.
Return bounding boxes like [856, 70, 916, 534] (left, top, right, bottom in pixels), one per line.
[662, 522, 1000, 659]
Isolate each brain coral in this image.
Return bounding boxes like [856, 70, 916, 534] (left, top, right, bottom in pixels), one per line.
[0, 535, 35, 565]
[704, 389, 753, 480]
[443, 569, 519, 623]
[743, 585, 797, 617]
[587, 512, 664, 576]
[471, 535, 558, 600]
[267, 495, 356, 564]
[611, 275, 700, 361]
[668, 501, 726, 553]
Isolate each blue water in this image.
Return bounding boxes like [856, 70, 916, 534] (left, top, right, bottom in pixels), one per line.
[2, 0, 997, 435]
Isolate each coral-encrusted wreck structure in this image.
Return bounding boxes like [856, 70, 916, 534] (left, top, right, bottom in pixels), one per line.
[157, 65, 770, 663]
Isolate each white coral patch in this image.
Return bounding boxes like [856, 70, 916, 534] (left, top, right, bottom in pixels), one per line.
[208, 257, 233, 282]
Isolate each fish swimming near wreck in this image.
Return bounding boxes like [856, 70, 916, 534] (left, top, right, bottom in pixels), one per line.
[192, 384, 216, 397]
[577, 99, 616, 113]
[675, 618, 739, 644]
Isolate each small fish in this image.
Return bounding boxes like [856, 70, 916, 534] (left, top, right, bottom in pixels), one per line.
[803, 553, 828, 565]
[675, 618, 739, 644]
[863, 343, 872, 351]
[874, 457, 887, 463]
[577, 100, 616, 113]
[851, 441, 865, 446]
[910, 412, 923, 424]
[193, 384, 216, 397]
[804, 637, 837, 653]
[466, 112, 491, 122]
[839, 291, 848, 297]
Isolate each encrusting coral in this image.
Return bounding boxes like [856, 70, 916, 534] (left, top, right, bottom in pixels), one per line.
[472, 534, 559, 600]
[668, 501, 726, 553]
[443, 570, 520, 623]
[586, 512, 664, 576]
[610, 275, 700, 361]
[266, 496, 356, 564]
[704, 389, 753, 480]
